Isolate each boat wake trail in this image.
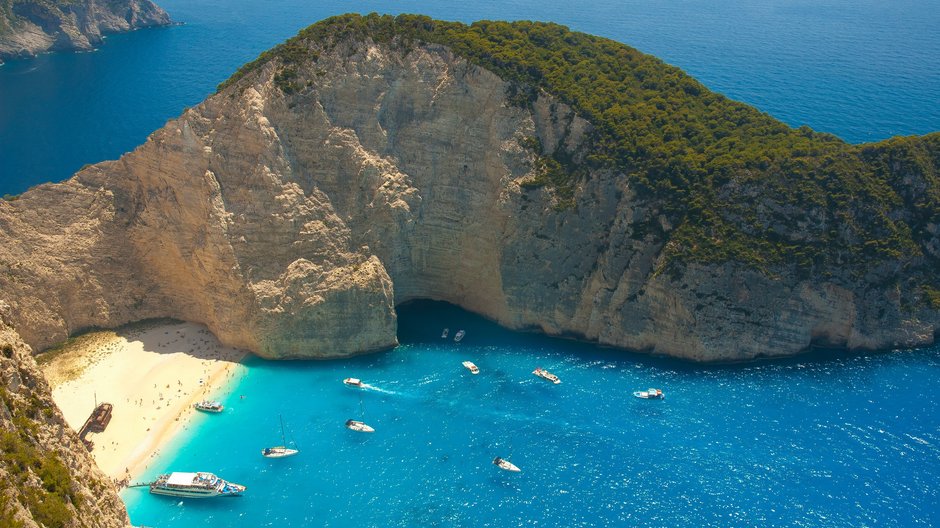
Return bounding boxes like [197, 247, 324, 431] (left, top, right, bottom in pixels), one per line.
[361, 384, 398, 395]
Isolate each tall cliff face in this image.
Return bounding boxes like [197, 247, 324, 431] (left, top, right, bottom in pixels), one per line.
[0, 306, 129, 526]
[0, 0, 170, 63]
[1, 14, 938, 363]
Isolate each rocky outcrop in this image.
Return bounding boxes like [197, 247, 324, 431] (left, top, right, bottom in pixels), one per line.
[0, 0, 170, 63]
[0, 305, 130, 527]
[1, 19, 938, 362]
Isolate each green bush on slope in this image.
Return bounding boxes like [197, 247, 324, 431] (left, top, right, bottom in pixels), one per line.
[217, 13, 939, 285]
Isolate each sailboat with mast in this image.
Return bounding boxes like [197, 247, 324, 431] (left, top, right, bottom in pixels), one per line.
[261, 415, 299, 458]
[346, 395, 375, 433]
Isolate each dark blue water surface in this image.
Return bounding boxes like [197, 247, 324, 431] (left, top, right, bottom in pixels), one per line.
[123, 302, 940, 527]
[1, 0, 939, 195]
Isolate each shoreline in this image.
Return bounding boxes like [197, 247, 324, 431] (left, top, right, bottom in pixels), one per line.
[39, 321, 248, 482]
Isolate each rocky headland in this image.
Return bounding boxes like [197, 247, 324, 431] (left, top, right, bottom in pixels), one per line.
[1, 14, 938, 365]
[0, 305, 129, 527]
[0, 0, 170, 64]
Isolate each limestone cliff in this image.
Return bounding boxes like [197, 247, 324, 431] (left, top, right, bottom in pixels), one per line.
[0, 0, 170, 63]
[0, 14, 938, 363]
[0, 305, 129, 526]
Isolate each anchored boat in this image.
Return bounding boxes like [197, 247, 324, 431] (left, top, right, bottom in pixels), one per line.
[462, 361, 480, 374]
[345, 419, 375, 433]
[454, 330, 466, 342]
[633, 388, 664, 399]
[493, 457, 521, 472]
[532, 367, 560, 384]
[194, 400, 224, 413]
[262, 415, 299, 458]
[149, 472, 245, 498]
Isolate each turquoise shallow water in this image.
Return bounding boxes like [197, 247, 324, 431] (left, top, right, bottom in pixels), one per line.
[122, 302, 940, 527]
[1, 0, 939, 195]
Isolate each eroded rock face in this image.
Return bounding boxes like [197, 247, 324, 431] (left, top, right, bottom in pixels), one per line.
[0, 309, 130, 527]
[0, 0, 170, 63]
[0, 38, 937, 361]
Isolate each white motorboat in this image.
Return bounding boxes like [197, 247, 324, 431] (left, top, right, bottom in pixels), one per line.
[454, 330, 466, 342]
[441, 328, 450, 339]
[462, 361, 480, 374]
[493, 457, 521, 472]
[345, 419, 375, 433]
[343, 377, 363, 387]
[149, 472, 245, 498]
[633, 388, 664, 399]
[194, 400, 224, 413]
[532, 367, 560, 384]
[262, 415, 299, 458]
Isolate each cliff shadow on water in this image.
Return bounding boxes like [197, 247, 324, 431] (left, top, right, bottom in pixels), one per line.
[395, 299, 939, 373]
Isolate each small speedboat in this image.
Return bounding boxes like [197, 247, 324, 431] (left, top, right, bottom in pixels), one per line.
[441, 328, 450, 339]
[454, 330, 466, 342]
[633, 388, 664, 399]
[462, 361, 480, 374]
[532, 367, 560, 384]
[343, 378, 363, 387]
[493, 457, 521, 472]
[345, 419, 375, 433]
[194, 400, 224, 413]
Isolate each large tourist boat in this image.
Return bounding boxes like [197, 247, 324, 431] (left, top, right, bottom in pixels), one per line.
[194, 400, 224, 413]
[149, 472, 245, 498]
[532, 367, 560, 384]
[633, 388, 665, 399]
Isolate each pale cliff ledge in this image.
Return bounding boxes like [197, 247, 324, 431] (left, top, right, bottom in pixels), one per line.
[0, 0, 171, 64]
[0, 14, 939, 364]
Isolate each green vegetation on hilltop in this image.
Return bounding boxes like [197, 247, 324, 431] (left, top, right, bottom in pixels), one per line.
[218, 14, 939, 285]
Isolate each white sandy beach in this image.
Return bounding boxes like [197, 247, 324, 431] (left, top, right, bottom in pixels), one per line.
[39, 321, 247, 483]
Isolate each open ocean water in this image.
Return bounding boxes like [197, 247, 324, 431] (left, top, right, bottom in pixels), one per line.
[1, 0, 938, 525]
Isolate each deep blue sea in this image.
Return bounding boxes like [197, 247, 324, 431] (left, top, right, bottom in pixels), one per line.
[1, 0, 939, 195]
[1, 1, 939, 525]
[121, 302, 940, 527]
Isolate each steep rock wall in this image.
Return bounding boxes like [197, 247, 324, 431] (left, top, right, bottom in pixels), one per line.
[0, 0, 170, 63]
[0, 38, 938, 361]
[0, 306, 129, 526]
